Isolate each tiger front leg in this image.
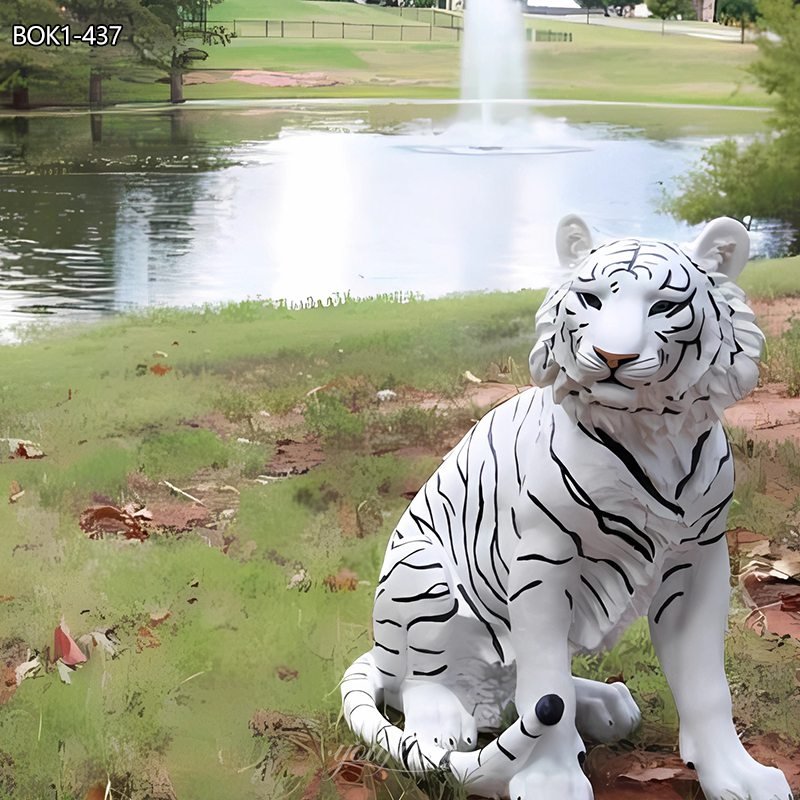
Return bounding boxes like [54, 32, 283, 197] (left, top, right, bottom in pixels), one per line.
[650, 538, 793, 800]
[507, 531, 593, 800]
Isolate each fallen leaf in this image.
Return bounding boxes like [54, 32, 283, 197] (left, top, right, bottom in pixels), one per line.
[84, 784, 106, 800]
[136, 627, 160, 652]
[80, 504, 148, 541]
[153, 350, 168, 358]
[77, 630, 117, 658]
[54, 620, 87, 666]
[275, 665, 298, 682]
[9, 480, 24, 504]
[4, 439, 45, 459]
[149, 610, 171, 627]
[323, 568, 358, 593]
[56, 659, 74, 685]
[150, 363, 172, 377]
[463, 370, 482, 384]
[15, 654, 41, 686]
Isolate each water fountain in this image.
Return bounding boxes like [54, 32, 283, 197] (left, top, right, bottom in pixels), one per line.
[460, 0, 528, 130]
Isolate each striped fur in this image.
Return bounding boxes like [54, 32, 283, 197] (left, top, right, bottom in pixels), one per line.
[341, 219, 793, 800]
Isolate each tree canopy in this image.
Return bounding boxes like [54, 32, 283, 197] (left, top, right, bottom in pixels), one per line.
[646, 0, 696, 31]
[668, 0, 800, 233]
[0, 0, 232, 106]
[717, 0, 760, 42]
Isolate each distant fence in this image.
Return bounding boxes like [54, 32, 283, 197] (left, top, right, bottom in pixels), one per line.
[529, 29, 573, 41]
[381, 7, 463, 27]
[217, 19, 463, 41]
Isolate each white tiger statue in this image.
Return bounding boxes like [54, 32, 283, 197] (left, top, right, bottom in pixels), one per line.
[340, 216, 793, 800]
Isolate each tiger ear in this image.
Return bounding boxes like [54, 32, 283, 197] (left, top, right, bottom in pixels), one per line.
[556, 214, 593, 271]
[684, 217, 750, 281]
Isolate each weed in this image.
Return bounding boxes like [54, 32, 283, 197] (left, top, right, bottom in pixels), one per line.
[139, 429, 231, 482]
[762, 319, 800, 396]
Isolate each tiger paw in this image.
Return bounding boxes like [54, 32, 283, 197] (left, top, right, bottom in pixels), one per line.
[695, 752, 793, 800]
[401, 680, 478, 752]
[508, 763, 594, 800]
[574, 678, 641, 743]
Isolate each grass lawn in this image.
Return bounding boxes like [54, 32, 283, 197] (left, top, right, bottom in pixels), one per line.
[1, 256, 799, 799]
[12, 0, 770, 107]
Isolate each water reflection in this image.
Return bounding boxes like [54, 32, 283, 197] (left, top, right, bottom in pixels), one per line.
[0, 103, 795, 339]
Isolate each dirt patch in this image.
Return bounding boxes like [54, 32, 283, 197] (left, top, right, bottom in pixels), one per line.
[752, 297, 800, 338]
[265, 437, 325, 476]
[183, 70, 342, 88]
[588, 735, 800, 799]
[724, 383, 800, 444]
[0, 640, 28, 705]
[180, 412, 239, 440]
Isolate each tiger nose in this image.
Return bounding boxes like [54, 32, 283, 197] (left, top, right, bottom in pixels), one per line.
[593, 347, 640, 369]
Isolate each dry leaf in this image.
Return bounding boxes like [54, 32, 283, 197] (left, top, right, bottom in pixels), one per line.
[15, 655, 41, 686]
[136, 627, 160, 652]
[275, 665, 299, 682]
[4, 439, 45, 459]
[80, 504, 148, 541]
[150, 363, 172, 377]
[56, 659, 74, 684]
[323, 568, 358, 593]
[9, 480, 24, 504]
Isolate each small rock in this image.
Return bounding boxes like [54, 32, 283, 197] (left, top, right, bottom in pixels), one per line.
[376, 389, 398, 402]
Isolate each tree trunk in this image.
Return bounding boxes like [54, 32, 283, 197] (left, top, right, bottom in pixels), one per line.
[90, 113, 103, 143]
[740, 17, 745, 43]
[662, 17, 666, 34]
[11, 86, 30, 109]
[89, 70, 103, 107]
[170, 69, 185, 104]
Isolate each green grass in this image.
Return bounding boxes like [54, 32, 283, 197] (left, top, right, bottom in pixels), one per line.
[739, 254, 800, 298]
[1, 262, 799, 798]
[206, 0, 423, 24]
[14, 1, 773, 107]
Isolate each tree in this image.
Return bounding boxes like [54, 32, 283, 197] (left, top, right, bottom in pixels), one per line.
[646, 0, 696, 33]
[134, 0, 232, 103]
[717, 0, 760, 42]
[667, 0, 800, 230]
[62, 0, 162, 105]
[576, 0, 610, 24]
[0, 0, 66, 108]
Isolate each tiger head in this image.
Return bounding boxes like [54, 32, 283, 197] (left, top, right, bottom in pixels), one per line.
[529, 216, 764, 419]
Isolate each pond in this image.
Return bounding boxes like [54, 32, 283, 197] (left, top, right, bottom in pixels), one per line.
[0, 101, 793, 339]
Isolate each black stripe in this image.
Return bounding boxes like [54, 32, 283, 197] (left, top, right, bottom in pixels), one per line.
[407, 598, 459, 629]
[516, 553, 574, 565]
[456, 584, 505, 662]
[578, 422, 684, 517]
[661, 563, 691, 583]
[585, 556, 634, 595]
[496, 741, 516, 761]
[653, 591, 684, 624]
[343, 688, 374, 703]
[378, 548, 431, 584]
[409, 645, 445, 655]
[565, 590, 573, 609]
[375, 618, 402, 627]
[374, 641, 400, 655]
[519, 717, 541, 739]
[675, 428, 712, 499]
[412, 664, 447, 677]
[508, 580, 543, 602]
[393, 582, 450, 603]
[581, 575, 609, 618]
